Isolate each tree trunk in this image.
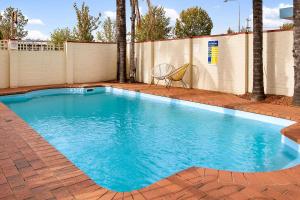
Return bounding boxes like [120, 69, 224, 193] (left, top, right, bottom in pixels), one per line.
[293, 0, 300, 106]
[117, 0, 127, 83]
[116, 0, 120, 81]
[129, 0, 136, 83]
[117, 42, 120, 81]
[252, 0, 265, 101]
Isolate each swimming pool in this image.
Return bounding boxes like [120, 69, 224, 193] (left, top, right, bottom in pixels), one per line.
[0, 87, 299, 192]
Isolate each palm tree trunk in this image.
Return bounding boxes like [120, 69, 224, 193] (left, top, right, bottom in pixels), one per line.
[293, 0, 300, 106]
[117, 0, 127, 83]
[117, 42, 120, 81]
[116, 5, 120, 81]
[116, 1, 120, 81]
[129, 0, 136, 83]
[252, 0, 265, 101]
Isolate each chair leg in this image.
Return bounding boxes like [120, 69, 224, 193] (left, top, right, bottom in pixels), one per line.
[181, 80, 187, 88]
[164, 79, 169, 87]
[149, 77, 154, 87]
[156, 79, 160, 86]
[167, 80, 172, 89]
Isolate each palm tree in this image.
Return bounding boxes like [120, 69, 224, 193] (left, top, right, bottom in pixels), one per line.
[116, 0, 127, 83]
[129, 0, 138, 82]
[128, 0, 152, 83]
[252, 0, 265, 101]
[294, 0, 300, 106]
[116, 3, 120, 81]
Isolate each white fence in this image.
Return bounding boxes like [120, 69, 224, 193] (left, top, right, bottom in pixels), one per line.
[17, 41, 64, 51]
[0, 40, 8, 50]
[134, 30, 294, 96]
[0, 30, 295, 96]
[0, 41, 117, 88]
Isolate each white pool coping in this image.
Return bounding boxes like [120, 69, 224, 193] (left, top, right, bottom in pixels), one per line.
[106, 87, 295, 127]
[0, 86, 299, 153]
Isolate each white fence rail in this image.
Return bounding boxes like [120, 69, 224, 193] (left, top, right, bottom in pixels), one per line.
[17, 41, 64, 51]
[0, 40, 8, 50]
[0, 40, 64, 51]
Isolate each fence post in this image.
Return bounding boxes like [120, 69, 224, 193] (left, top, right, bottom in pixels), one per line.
[150, 40, 155, 84]
[189, 37, 193, 89]
[245, 33, 249, 93]
[0, 41, 8, 88]
[65, 42, 74, 84]
[8, 40, 18, 88]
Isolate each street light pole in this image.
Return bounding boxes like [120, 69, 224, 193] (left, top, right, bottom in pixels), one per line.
[224, 0, 241, 32]
[238, 0, 240, 32]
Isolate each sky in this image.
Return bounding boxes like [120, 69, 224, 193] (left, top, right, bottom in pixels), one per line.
[0, 0, 294, 40]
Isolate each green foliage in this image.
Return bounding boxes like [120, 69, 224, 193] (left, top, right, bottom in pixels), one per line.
[50, 28, 74, 45]
[240, 26, 249, 33]
[0, 15, 2, 39]
[227, 27, 235, 34]
[136, 6, 172, 42]
[280, 23, 294, 30]
[174, 7, 213, 38]
[73, 2, 101, 42]
[0, 7, 28, 39]
[96, 17, 116, 42]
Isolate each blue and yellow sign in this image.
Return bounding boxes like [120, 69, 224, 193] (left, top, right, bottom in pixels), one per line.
[208, 41, 219, 65]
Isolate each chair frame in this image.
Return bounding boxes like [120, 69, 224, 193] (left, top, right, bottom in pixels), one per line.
[151, 63, 175, 86]
[165, 64, 190, 88]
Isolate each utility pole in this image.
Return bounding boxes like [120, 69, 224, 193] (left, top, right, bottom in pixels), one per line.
[224, 0, 241, 32]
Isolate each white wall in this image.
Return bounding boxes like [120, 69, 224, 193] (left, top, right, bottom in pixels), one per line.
[0, 31, 295, 96]
[71, 43, 117, 83]
[10, 51, 65, 87]
[154, 39, 191, 87]
[3, 42, 117, 88]
[135, 42, 153, 83]
[248, 30, 294, 96]
[134, 35, 247, 94]
[193, 34, 247, 94]
[0, 50, 9, 88]
[134, 31, 293, 96]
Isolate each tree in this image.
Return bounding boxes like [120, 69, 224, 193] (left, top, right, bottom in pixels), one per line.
[227, 27, 235, 34]
[240, 26, 250, 33]
[293, 0, 300, 105]
[73, 2, 100, 42]
[129, 0, 150, 82]
[0, 15, 2, 39]
[96, 17, 116, 42]
[252, 0, 265, 101]
[116, 0, 127, 83]
[136, 6, 171, 42]
[174, 7, 213, 38]
[280, 23, 294, 30]
[129, 0, 137, 82]
[0, 7, 28, 39]
[129, 0, 140, 82]
[50, 28, 74, 45]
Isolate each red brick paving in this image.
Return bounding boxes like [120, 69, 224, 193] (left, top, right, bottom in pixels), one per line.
[0, 82, 299, 200]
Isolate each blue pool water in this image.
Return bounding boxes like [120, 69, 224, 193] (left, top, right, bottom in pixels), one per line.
[1, 87, 299, 192]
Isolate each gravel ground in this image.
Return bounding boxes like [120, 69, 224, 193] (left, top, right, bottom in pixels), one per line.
[238, 93, 294, 107]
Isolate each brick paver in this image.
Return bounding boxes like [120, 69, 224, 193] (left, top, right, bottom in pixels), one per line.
[0, 82, 299, 200]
